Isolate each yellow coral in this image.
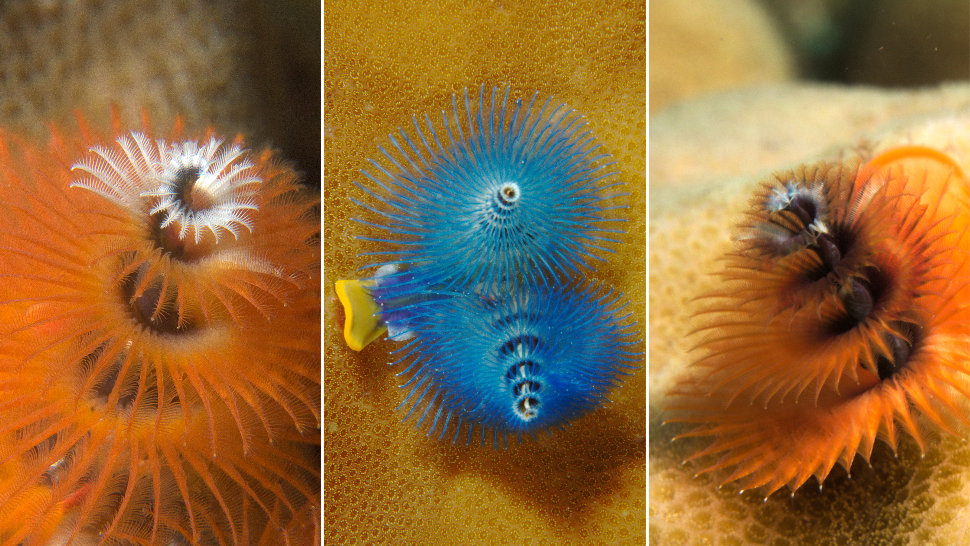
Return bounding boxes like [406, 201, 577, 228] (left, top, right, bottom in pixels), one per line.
[324, 1, 645, 544]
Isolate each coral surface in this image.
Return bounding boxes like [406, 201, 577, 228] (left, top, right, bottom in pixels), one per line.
[324, 1, 645, 544]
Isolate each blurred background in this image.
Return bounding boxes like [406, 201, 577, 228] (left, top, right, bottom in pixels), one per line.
[0, 0, 320, 186]
[650, 0, 969, 113]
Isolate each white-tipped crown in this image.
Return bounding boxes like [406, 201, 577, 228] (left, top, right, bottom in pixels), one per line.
[72, 131, 263, 243]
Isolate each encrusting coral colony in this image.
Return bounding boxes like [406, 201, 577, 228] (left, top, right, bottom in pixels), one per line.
[0, 113, 320, 545]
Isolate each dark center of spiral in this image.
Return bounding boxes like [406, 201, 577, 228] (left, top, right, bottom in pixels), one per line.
[761, 184, 834, 261]
[786, 194, 818, 227]
[821, 265, 917, 382]
[503, 347, 544, 422]
[174, 166, 212, 212]
[487, 182, 522, 220]
[824, 268, 886, 334]
[497, 182, 520, 207]
[148, 166, 219, 262]
[119, 263, 198, 334]
[872, 322, 919, 381]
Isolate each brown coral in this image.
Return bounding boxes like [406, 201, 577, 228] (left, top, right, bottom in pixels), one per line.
[324, 0, 645, 544]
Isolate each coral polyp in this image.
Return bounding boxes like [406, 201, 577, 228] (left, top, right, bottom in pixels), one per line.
[667, 147, 970, 497]
[0, 116, 319, 545]
[393, 281, 639, 446]
[353, 84, 627, 295]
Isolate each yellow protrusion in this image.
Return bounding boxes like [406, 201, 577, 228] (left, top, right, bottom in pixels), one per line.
[334, 279, 386, 351]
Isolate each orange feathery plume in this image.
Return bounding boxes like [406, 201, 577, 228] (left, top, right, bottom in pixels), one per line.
[0, 113, 320, 545]
[666, 146, 969, 498]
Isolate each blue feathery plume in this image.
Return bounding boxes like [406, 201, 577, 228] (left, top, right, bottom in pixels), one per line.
[352, 84, 628, 298]
[390, 281, 640, 447]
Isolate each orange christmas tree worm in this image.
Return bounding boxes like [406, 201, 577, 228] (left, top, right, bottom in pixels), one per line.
[0, 113, 320, 546]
